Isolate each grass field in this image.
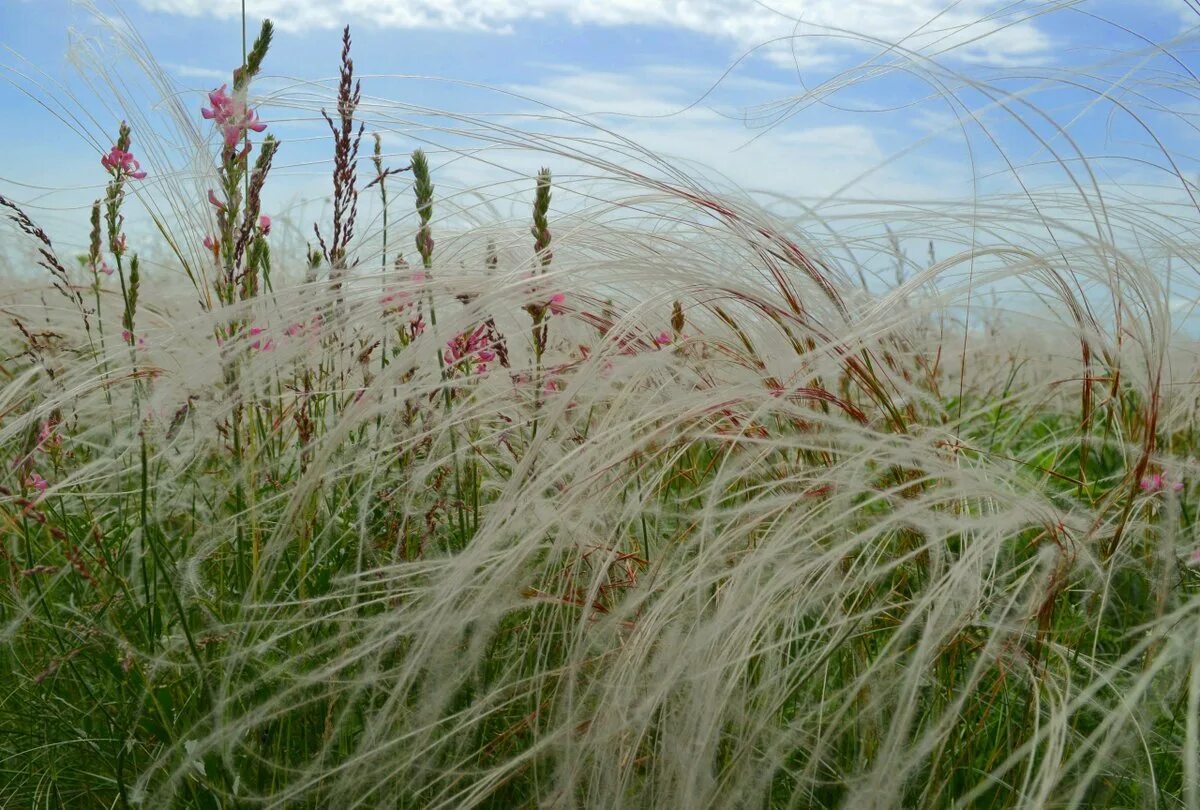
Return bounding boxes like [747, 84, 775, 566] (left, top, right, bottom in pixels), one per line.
[3, 10, 1200, 808]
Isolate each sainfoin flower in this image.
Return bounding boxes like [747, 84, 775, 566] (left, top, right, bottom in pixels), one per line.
[1141, 473, 1184, 493]
[98, 261, 114, 276]
[202, 84, 267, 149]
[100, 145, 147, 180]
[444, 325, 495, 373]
[249, 326, 274, 352]
[207, 189, 225, 211]
[258, 215, 271, 235]
[37, 422, 61, 452]
[27, 472, 48, 493]
[121, 330, 147, 349]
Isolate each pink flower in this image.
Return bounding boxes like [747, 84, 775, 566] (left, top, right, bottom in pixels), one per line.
[248, 326, 274, 351]
[1141, 473, 1184, 493]
[653, 331, 672, 347]
[98, 261, 114, 276]
[202, 84, 267, 150]
[202, 234, 220, 258]
[101, 145, 147, 180]
[120, 330, 146, 349]
[201, 84, 234, 122]
[113, 235, 127, 256]
[247, 326, 275, 351]
[208, 189, 225, 211]
[37, 422, 60, 451]
[285, 322, 305, 337]
[258, 215, 271, 235]
[27, 473, 48, 493]
[547, 292, 567, 315]
[444, 324, 493, 373]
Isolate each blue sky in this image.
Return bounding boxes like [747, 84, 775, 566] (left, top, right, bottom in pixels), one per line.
[2, 0, 1199, 264]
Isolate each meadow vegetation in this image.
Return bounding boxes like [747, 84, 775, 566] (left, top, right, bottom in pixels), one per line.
[2, 11, 1200, 808]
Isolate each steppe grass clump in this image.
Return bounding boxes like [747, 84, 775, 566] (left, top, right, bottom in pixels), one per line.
[2, 12, 1200, 809]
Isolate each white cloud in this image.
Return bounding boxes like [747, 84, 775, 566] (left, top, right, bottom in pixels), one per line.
[492, 67, 934, 203]
[163, 63, 229, 81]
[135, 0, 1056, 66]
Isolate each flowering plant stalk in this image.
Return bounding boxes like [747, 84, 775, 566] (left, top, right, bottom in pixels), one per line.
[204, 19, 276, 308]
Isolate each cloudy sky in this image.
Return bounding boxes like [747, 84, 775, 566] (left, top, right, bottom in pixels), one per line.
[1, 0, 1198, 259]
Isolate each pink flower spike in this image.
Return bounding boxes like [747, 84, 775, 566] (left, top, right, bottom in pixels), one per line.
[208, 189, 225, 211]
[101, 146, 147, 180]
[259, 215, 271, 235]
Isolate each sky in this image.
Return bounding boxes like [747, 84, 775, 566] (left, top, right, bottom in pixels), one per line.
[1, 0, 1199, 282]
